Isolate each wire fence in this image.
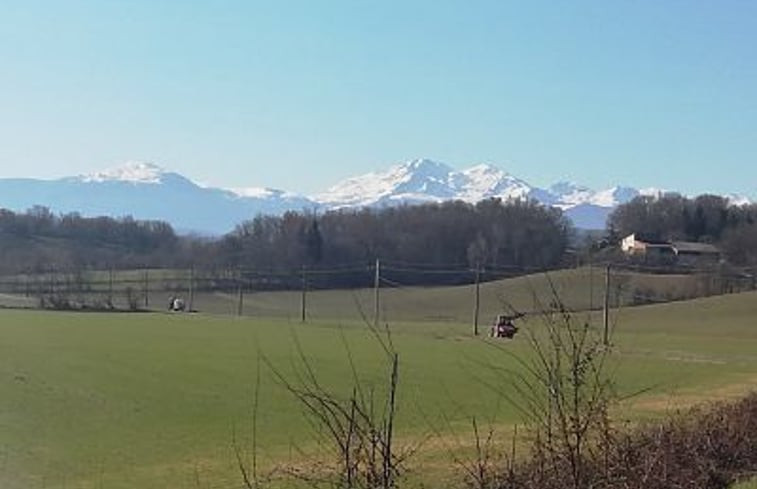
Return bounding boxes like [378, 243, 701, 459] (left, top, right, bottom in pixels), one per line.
[0, 260, 754, 325]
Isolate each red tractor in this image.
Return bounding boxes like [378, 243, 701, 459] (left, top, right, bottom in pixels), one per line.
[490, 313, 522, 339]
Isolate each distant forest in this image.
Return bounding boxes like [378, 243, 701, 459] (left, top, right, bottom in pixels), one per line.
[0, 199, 572, 279]
[0, 206, 185, 273]
[2, 194, 756, 280]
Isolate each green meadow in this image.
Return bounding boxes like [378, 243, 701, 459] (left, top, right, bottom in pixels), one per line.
[1, 280, 757, 488]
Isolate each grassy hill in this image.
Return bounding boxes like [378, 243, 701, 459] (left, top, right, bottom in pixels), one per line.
[175, 266, 720, 323]
[0, 265, 725, 322]
[2, 288, 757, 488]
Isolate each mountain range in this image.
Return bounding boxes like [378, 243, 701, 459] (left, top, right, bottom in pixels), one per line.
[0, 159, 749, 234]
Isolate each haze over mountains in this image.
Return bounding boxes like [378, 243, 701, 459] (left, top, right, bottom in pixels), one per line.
[0, 159, 749, 234]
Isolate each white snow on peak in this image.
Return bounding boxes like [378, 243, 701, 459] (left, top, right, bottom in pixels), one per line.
[638, 187, 667, 198]
[314, 159, 532, 208]
[548, 181, 594, 208]
[455, 163, 531, 201]
[79, 161, 166, 184]
[228, 187, 281, 198]
[403, 158, 454, 173]
[10, 156, 749, 232]
[314, 159, 452, 208]
[727, 194, 752, 206]
[588, 186, 640, 207]
[462, 163, 501, 175]
[311, 157, 657, 218]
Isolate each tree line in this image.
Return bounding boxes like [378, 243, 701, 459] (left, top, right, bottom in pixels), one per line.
[219, 199, 570, 269]
[4, 192, 755, 279]
[607, 193, 757, 266]
[0, 206, 184, 273]
[0, 199, 573, 283]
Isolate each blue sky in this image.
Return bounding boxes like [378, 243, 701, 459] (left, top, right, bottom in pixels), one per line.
[0, 1, 755, 197]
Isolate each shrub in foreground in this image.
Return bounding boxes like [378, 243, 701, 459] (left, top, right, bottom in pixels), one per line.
[497, 393, 757, 489]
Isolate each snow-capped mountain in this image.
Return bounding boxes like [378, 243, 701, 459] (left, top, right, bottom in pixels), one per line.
[315, 159, 532, 208]
[0, 159, 750, 234]
[0, 162, 314, 234]
[314, 159, 646, 228]
[75, 161, 166, 184]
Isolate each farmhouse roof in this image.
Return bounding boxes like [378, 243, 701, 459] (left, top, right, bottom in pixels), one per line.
[628, 233, 668, 245]
[671, 241, 720, 255]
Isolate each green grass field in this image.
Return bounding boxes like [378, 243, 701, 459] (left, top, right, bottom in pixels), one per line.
[2, 285, 757, 488]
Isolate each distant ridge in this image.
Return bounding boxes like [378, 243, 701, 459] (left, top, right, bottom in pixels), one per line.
[0, 159, 750, 234]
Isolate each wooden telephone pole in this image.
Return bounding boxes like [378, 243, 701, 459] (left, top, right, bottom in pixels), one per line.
[236, 270, 244, 316]
[188, 265, 195, 312]
[473, 266, 481, 336]
[108, 268, 114, 305]
[374, 259, 380, 327]
[143, 269, 149, 308]
[300, 266, 307, 323]
[603, 265, 611, 346]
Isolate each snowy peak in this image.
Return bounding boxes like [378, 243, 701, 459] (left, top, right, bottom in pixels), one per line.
[388, 158, 456, 197]
[312, 158, 669, 229]
[542, 183, 641, 208]
[315, 159, 532, 208]
[2, 157, 750, 234]
[402, 158, 454, 175]
[316, 158, 454, 208]
[459, 163, 502, 179]
[590, 186, 640, 207]
[639, 187, 667, 198]
[455, 163, 531, 201]
[77, 161, 167, 184]
[547, 181, 594, 208]
[727, 194, 752, 207]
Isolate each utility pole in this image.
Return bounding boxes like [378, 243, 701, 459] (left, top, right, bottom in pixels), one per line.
[588, 253, 594, 311]
[300, 265, 307, 323]
[374, 259, 380, 327]
[143, 269, 149, 308]
[108, 268, 114, 306]
[188, 265, 195, 312]
[473, 265, 481, 336]
[237, 270, 244, 317]
[603, 264, 611, 346]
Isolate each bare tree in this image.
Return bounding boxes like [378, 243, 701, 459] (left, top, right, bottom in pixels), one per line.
[472, 278, 617, 489]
